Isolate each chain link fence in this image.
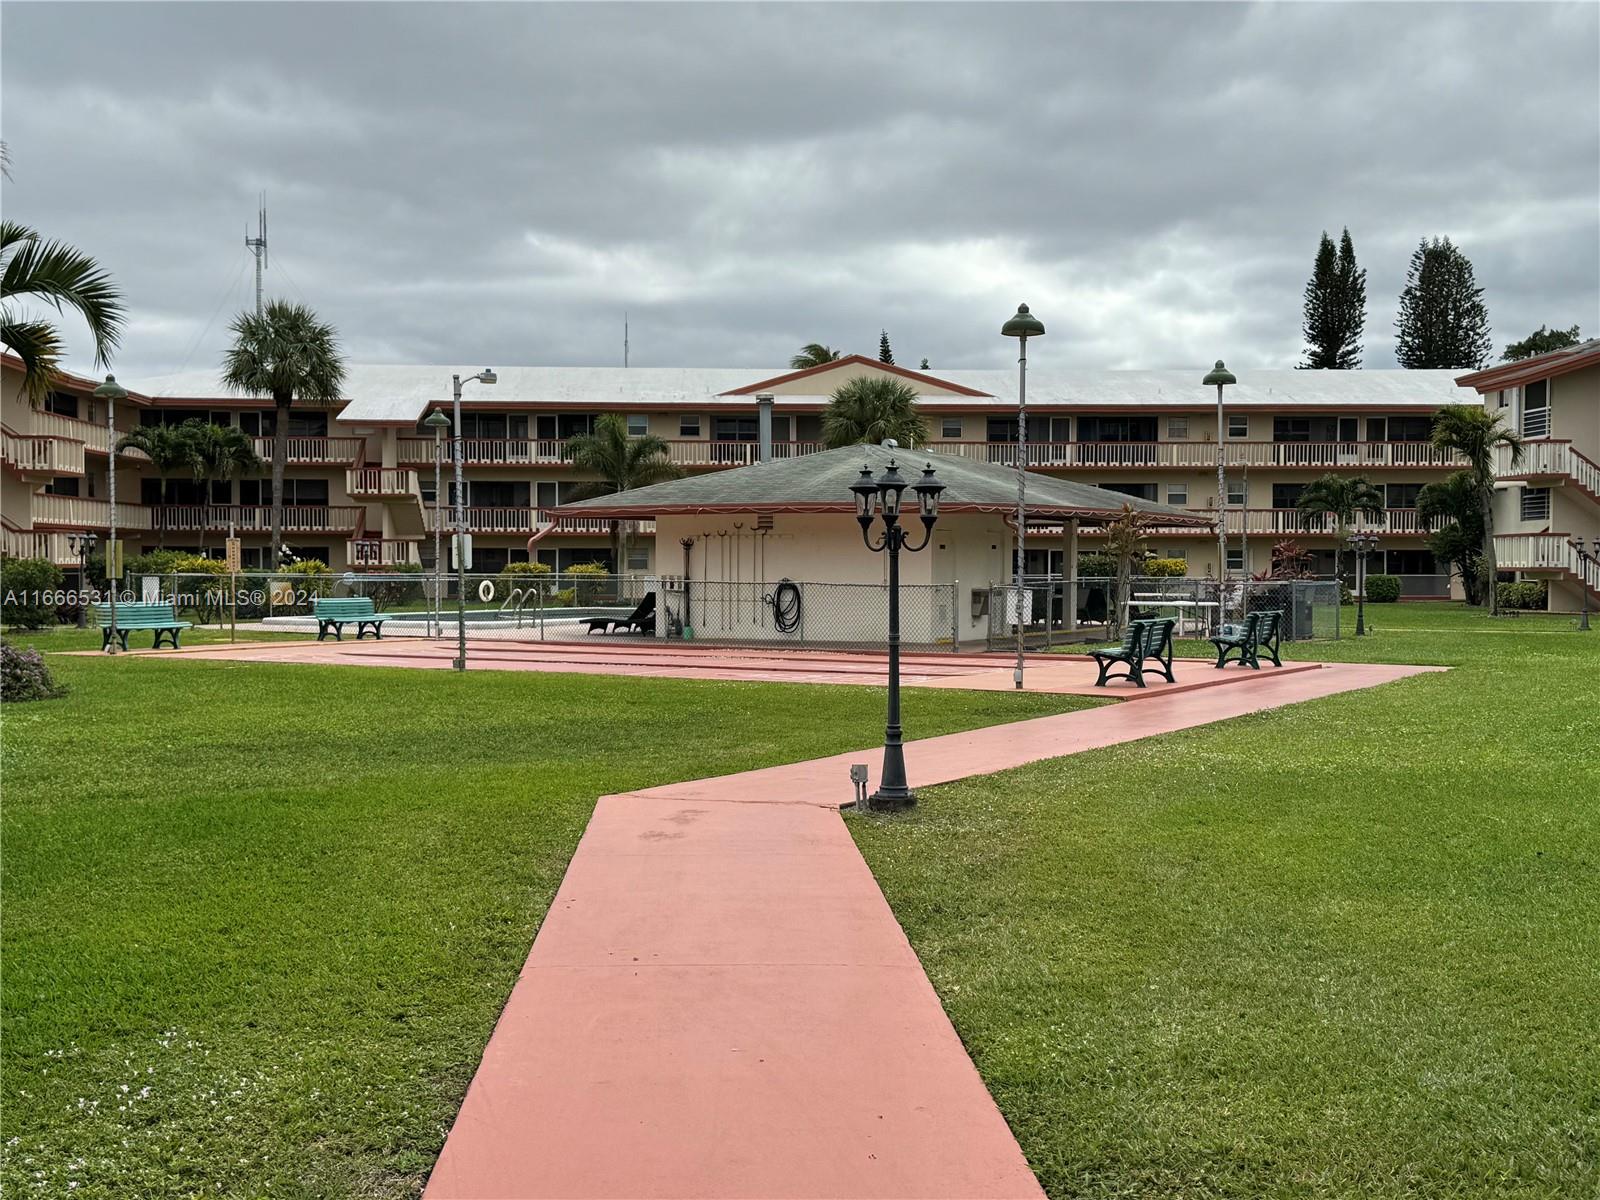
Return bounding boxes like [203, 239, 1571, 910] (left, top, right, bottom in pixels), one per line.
[984, 575, 1341, 648]
[127, 570, 962, 651]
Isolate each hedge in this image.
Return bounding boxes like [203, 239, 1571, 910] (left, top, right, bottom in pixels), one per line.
[1, 558, 65, 629]
[1497, 580, 1548, 611]
[1365, 574, 1402, 603]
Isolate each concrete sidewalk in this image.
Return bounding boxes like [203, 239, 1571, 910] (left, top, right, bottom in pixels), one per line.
[425, 662, 1439, 1199]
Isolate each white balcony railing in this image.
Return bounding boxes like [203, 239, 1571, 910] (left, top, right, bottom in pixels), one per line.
[347, 467, 420, 498]
[347, 538, 422, 568]
[251, 436, 365, 465]
[1497, 440, 1600, 503]
[1, 525, 82, 565]
[424, 507, 655, 536]
[2, 428, 85, 476]
[33, 494, 154, 531]
[936, 441, 1464, 469]
[152, 505, 363, 533]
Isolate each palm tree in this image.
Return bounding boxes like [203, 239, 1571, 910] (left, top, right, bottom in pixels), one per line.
[1417, 470, 1486, 605]
[822, 377, 927, 449]
[1103, 504, 1158, 636]
[790, 343, 842, 370]
[220, 300, 346, 564]
[1294, 473, 1386, 589]
[565, 413, 682, 571]
[1431, 404, 1523, 613]
[181, 420, 263, 550]
[1, 219, 126, 403]
[115, 423, 199, 547]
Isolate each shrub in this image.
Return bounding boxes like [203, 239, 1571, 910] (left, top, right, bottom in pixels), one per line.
[1143, 557, 1188, 578]
[364, 563, 425, 612]
[1, 558, 65, 629]
[497, 560, 553, 599]
[1497, 580, 1548, 611]
[0, 640, 65, 701]
[1365, 574, 1402, 603]
[275, 559, 334, 612]
[566, 561, 612, 605]
[1077, 552, 1114, 579]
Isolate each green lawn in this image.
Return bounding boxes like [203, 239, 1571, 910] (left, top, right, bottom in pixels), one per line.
[0, 650, 1091, 1199]
[851, 602, 1600, 1198]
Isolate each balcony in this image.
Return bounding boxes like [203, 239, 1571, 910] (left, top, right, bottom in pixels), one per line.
[396, 439, 828, 469]
[152, 505, 364, 534]
[347, 538, 422, 568]
[1496, 532, 1600, 599]
[252, 436, 365, 466]
[937, 441, 1464, 470]
[33, 494, 154, 531]
[1497, 440, 1600, 505]
[1122, 508, 1426, 537]
[346, 468, 421, 499]
[426, 508, 654, 537]
[2, 427, 85, 477]
[1, 524, 81, 566]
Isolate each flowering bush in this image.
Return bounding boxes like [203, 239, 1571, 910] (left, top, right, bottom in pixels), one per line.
[1, 640, 66, 702]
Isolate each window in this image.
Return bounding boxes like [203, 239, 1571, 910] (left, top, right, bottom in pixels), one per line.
[1523, 380, 1550, 437]
[43, 391, 79, 419]
[1166, 416, 1189, 439]
[1388, 415, 1432, 441]
[941, 419, 962, 439]
[679, 415, 701, 438]
[1166, 485, 1188, 506]
[241, 479, 329, 506]
[1495, 390, 1510, 409]
[1103, 483, 1157, 501]
[713, 416, 759, 442]
[43, 476, 80, 496]
[1227, 482, 1247, 506]
[985, 417, 1019, 443]
[1386, 483, 1423, 509]
[1272, 483, 1306, 509]
[536, 481, 561, 510]
[1078, 416, 1157, 443]
[1519, 487, 1551, 522]
[1226, 547, 1245, 572]
[1227, 415, 1249, 438]
[1273, 417, 1312, 443]
[626, 546, 650, 571]
[626, 414, 649, 438]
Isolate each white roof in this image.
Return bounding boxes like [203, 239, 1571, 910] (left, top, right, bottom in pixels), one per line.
[132, 363, 1477, 421]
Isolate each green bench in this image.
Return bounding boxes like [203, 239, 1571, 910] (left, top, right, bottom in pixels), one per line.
[92, 601, 191, 651]
[1089, 617, 1177, 688]
[1210, 609, 1284, 669]
[313, 596, 389, 641]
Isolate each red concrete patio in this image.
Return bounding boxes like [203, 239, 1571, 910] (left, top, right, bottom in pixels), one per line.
[118, 636, 1326, 697]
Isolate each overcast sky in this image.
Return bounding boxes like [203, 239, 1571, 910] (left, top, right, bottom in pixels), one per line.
[4, 1, 1597, 386]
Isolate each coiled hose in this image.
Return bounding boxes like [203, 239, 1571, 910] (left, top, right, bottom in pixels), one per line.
[767, 578, 802, 633]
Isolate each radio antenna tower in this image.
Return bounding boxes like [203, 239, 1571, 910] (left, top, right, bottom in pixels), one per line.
[245, 196, 268, 315]
[624, 311, 630, 368]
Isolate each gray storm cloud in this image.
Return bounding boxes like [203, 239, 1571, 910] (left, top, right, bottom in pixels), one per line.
[3, 1, 1596, 384]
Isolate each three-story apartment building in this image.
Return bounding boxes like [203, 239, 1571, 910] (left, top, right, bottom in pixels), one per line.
[1457, 339, 1600, 612]
[5, 352, 1526, 602]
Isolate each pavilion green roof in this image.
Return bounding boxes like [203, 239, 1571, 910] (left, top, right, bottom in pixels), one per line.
[556, 443, 1212, 526]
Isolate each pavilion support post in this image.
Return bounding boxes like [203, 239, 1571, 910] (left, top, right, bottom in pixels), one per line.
[1064, 518, 1078, 634]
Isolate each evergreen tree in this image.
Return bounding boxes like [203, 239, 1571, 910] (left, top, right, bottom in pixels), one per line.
[878, 331, 894, 365]
[919, 358, 930, 370]
[1394, 237, 1492, 369]
[1300, 228, 1366, 369]
[1502, 324, 1582, 362]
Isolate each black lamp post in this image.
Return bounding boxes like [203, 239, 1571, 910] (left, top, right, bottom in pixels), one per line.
[1351, 531, 1379, 636]
[67, 530, 98, 628]
[1569, 535, 1597, 631]
[851, 458, 944, 811]
[1001, 303, 1045, 688]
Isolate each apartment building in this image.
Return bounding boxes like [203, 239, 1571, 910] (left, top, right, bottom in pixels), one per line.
[1458, 339, 1600, 612]
[5, 352, 1488, 596]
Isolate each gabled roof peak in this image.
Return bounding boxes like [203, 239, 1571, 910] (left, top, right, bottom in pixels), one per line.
[720, 354, 995, 398]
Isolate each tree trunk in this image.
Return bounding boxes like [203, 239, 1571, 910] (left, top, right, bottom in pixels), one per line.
[609, 520, 623, 579]
[271, 396, 291, 568]
[1482, 486, 1498, 615]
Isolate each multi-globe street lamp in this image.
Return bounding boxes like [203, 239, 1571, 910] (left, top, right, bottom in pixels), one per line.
[1350, 531, 1379, 636]
[1000, 303, 1044, 689]
[93, 374, 128, 654]
[449, 369, 497, 670]
[67, 531, 99, 628]
[1569, 535, 1598, 632]
[850, 457, 945, 811]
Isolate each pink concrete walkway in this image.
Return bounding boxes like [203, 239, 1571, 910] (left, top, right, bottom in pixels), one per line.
[424, 661, 1438, 1199]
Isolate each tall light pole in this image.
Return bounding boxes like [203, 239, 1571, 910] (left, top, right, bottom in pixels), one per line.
[1203, 360, 1236, 627]
[450, 370, 497, 670]
[423, 408, 451, 640]
[1001, 303, 1045, 689]
[851, 458, 944, 810]
[94, 375, 128, 654]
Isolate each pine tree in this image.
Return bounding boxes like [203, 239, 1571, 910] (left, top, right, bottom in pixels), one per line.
[919, 357, 930, 370]
[1394, 236, 1493, 369]
[878, 331, 894, 365]
[1300, 228, 1365, 369]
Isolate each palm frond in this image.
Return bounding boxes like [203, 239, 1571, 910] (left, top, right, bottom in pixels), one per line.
[1, 224, 125, 365]
[0, 317, 64, 403]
